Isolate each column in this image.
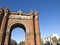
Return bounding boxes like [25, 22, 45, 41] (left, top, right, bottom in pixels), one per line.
[25, 33, 29, 45]
[4, 32, 10, 45]
[34, 11, 41, 45]
[0, 7, 4, 27]
[29, 20, 35, 45]
[30, 32, 35, 45]
[0, 8, 10, 45]
[35, 19, 41, 45]
[0, 15, 8, 45]
[0, 8, 4, 45]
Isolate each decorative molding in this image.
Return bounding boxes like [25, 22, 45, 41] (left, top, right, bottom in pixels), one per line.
[17, 10, 22, 14]
[25, 32, 34, 36]
[9, 15, 32, 19]
[6, 21, 30, 34]
[35, 16, 38, 19]
[35, 33, 40, 36]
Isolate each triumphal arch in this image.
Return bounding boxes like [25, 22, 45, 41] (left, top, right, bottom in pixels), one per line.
[0, 7, 41, 45]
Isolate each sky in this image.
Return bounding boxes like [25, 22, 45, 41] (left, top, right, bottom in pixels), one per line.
[0, 0, 60, 43]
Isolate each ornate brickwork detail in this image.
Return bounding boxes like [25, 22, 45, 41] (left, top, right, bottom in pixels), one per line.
[0, 8, 41, 45]
[35, 33, 40, 36]
[6, 21, 30, 34]
[9, 15, 32, 19]
[35, 16, 38, 20]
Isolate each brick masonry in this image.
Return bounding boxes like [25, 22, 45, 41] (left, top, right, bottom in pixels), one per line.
[0, 8, 41, 45]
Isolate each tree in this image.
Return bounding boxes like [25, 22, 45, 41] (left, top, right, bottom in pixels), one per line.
[58, 38, 60, 42]
[18, 41, 25, 45]
[52, 36, 58, 43]
[10, 39, 17, 45]
[57, 38, 60, 45]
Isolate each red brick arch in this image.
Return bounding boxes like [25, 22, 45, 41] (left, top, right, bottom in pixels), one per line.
[0, 8, 41, 45]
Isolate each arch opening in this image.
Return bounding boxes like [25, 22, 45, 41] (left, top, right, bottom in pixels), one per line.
[10, 23, 26, 33]
[11, 27, 25, 44]
[9, 23, 26, 45]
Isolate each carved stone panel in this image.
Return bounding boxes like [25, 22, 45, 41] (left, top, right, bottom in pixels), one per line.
[9, 15, 32, 19]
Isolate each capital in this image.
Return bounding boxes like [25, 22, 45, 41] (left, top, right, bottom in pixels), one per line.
[34, 11, 38, 16]
[0, 7, 4, 13]
[5, 7, 10, 16]
[29, 9, 33, 15]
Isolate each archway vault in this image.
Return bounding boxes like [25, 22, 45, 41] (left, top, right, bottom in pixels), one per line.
[0, 8, 41, 45]
[6, 21, 30, 34]
[8, 21, 29, 44]
[11, 27, 25, 44]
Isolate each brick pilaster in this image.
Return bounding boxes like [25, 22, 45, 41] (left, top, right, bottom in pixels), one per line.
[0, 8, 10, 45]
[4, 33, 9, 45]
[0, 16, 8, 45]
[34, 11, 41, 45]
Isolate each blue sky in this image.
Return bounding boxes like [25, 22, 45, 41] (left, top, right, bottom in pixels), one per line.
[0, 0, 60, 43]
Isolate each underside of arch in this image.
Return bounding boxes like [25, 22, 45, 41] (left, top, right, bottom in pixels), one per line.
[6, 21, 30, 34]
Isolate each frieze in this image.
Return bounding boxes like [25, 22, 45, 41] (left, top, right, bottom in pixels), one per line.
[9, 15, 33, 19]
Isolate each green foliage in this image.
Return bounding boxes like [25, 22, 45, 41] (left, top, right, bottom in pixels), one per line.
[10, 39, 17, 45]
[10, 39, 25, 45]
[52, 36, 58, 43]
[18, 41, 25, 45]
[58, 38, 60, 42]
